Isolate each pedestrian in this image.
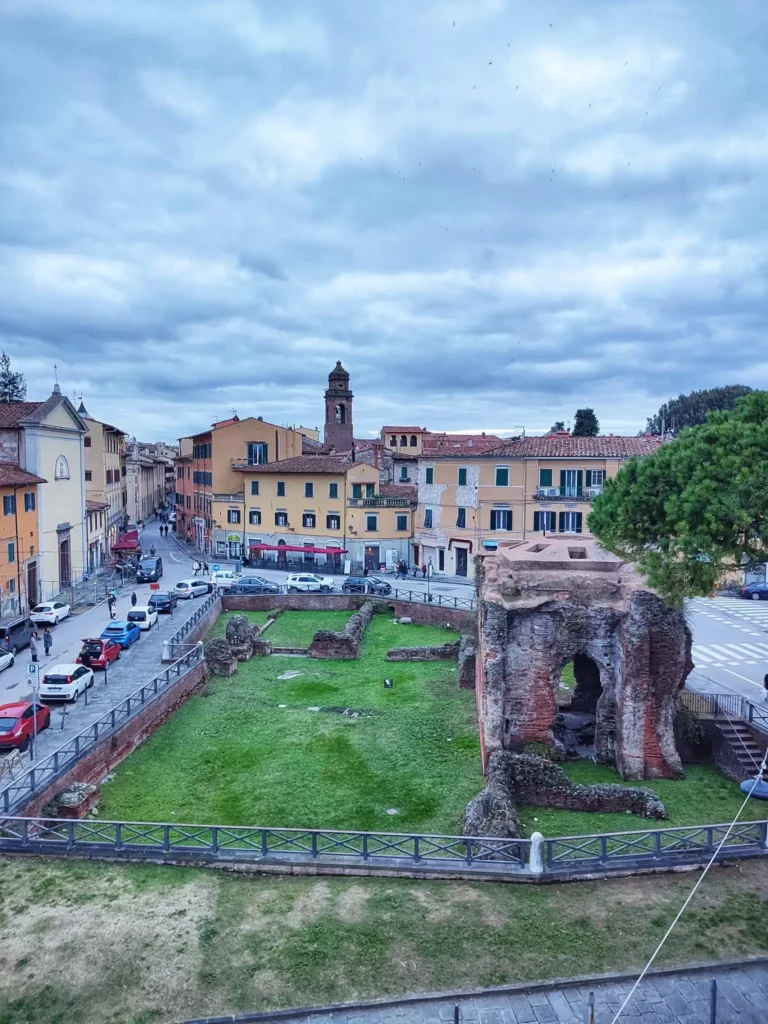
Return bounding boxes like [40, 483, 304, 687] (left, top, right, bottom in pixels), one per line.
[30, 631, 39, 663]
[764, 673, 768, 703]
[107, 593, 116, 619]
[203, 561, 210, 575]
[131, 592, 137, 608]
[79, 646, 92, 670]
[193, 560, 200, 576]
[421, 562, 427, 579]
[43, 627, 52, 657]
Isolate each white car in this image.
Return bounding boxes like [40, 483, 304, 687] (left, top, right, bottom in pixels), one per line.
[30, 601, 71, 626]
[173, 579, 212, 600]
[39, 663, 94, 703]
[127, 606, 158, 631]
[0, 648, 14, 672]
[285, 573, 335, 593]
[210, 571, 242, 589]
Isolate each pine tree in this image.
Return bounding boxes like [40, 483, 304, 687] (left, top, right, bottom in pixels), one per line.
[0, 352, 27, 403]
[645, 385, 752, 435]
[572, 408, 599, 436]
[549, 420, 565, 433]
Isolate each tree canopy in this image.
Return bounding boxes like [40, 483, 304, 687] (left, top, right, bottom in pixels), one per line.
[0, 352, 26, 403]
[589, 391, 768, 604]
[572, 408, 599, 436]
[645, 385, 752, 435]
[549, 420, 565, 433]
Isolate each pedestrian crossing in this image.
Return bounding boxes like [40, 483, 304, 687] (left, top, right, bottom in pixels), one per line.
[692, 641, 768, 667]
[688, 597, 768, 636]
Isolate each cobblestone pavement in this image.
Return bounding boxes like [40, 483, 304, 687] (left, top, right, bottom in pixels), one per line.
[186, 961, 768, 1024]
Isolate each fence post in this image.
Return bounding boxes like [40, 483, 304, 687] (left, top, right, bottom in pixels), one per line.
[710, 979, 717, 1024]
[529, 831, 544, 874]
[211, 827, 218, 856]
[587, 990, 595, 1024]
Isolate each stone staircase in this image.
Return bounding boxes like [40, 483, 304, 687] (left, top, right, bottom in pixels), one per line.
[715, 720, 764, 778]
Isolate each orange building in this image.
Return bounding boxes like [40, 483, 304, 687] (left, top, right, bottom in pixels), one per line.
[0, 464, 46, 615]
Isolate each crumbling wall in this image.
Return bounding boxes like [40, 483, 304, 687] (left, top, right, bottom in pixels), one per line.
[386, 640, 460, 661]
[458, 634, 476, 689]
[309, 601, 376, 659]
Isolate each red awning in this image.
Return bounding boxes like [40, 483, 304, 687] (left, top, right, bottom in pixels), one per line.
[249, 543, 348, 554]
[111, 530, 141, 551]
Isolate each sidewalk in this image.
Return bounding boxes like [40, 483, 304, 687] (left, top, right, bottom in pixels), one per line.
[183, 958, 768, 1024]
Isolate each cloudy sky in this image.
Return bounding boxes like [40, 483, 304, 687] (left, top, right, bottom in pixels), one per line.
[1, 0, 766, 442]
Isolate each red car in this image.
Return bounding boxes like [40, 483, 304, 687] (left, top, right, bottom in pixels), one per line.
[76, 637, 122, 670]
[0, 701, 51, 751]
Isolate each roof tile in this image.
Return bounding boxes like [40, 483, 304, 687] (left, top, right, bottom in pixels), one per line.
[233, 455, 353, 474]
[0, 464, 46, 487]
[487, 435, 663, 459]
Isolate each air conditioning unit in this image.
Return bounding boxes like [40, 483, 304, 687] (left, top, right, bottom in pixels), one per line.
[547, 488, 560, 497]
[587, 488, 602, 498]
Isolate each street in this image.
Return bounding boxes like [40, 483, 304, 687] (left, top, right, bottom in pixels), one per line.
[685, 596, 768, 704]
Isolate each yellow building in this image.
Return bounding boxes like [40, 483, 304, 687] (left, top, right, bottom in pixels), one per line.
[414, 433, 662, 578]
[80, 404, 127, 565]
[231, 456, 413, 572]
[0, 465, 46, 615]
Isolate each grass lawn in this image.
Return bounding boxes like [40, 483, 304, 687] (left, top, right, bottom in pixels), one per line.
[517, 761, 766, 837]
[2, 855, 768, 1024]
[263, 609, 352, 648]
[208, 609, 273, 638]
[99, 614, 482, 834]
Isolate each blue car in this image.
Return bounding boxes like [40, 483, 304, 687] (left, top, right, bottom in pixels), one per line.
[100, 620, 141, 649]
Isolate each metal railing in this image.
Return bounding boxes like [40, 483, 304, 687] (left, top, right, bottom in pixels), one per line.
[681, 688, 768, 736]
[347, 497, 414, 508]
[0, 645, 205, 816]
[534, 486, 603, 501]
[0, 816, 764, 879]
[223, 585, 476, 611]
[167, 591, 220, 647]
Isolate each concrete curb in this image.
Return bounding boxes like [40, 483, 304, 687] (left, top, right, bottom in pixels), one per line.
[177, 955, 768, 1023]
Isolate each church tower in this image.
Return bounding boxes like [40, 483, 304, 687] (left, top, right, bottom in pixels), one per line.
[324, 361, 354, 450]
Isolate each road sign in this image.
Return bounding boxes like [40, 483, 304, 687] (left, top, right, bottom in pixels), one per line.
[212, 563, 220, 571]
[26, 662, 38, 689]
[149, 582, 160, 590]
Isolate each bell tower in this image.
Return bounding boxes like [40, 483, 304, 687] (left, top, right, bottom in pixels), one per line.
[324, 361, 354, 450]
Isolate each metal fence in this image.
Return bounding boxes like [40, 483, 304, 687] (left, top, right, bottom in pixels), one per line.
[223, 585, 476, 611]
[0, 645, 205, 816]
[167, 591, 220, 649]
[0, 816, 765, 879]
[681, 688, 768, 736]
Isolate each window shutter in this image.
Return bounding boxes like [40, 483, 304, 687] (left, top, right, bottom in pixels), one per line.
[558, 511, 565, 532]
[576, 470, 583, 492]
[539, 469, 552, 488]
[576, 512, 583, 532]
[585, 470, 592, 487]
[560, 470, 566, 488]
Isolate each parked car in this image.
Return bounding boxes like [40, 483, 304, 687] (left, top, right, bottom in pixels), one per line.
[39, 664, 94, 703]
[100, 620, 142, 649]
[173, 579, 213, 600]
[136, 556, 163, 583]
[342, 575, 392, 596]
[0, 616, 35, 656]
[30, 601, 71, 626]
[0, 701, 50, 751]
[742, 582, 768, 601]
[77, 637, 122, 670]
[210, 570, 243, 589]
[149, 591, 178, 613]
[0, 646, 14, 672]
[228, 576, 281, 595]
[285, 573, 336, 593]
[127, 606, 158, 631]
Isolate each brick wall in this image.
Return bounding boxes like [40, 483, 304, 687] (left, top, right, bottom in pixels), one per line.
[386, 641, 460, 662]
[21, 661, 210, 818]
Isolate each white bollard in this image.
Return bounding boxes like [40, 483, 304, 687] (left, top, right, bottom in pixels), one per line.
[162, 640, 170, 662]
[529, 831, 544, 874]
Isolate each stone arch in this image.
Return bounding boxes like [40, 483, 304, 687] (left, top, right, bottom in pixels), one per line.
[570, 653, 603, 713]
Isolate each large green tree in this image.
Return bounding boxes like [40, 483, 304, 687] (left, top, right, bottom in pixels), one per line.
[645, 384, 752, 435]
[589, 392, 768, 604]
[572, 408, 599, 436]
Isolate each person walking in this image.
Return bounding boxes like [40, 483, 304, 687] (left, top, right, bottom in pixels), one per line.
[107, 593, 117, 619]
[30, 631, 39, 663]
[421, 562, 427, 579]
[764, 673, 768, 703]
[203, 561, 210, 575]
[131, 592, 138, 608]
[193, 560, 200, 577]
[43, 627, 53, 658]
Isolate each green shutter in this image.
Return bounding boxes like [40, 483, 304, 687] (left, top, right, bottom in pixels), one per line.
[576, 470, 583, 493]
[585, 470, 592, 487]
[458, 467, 467, 486]
[352, 483, 362, 499]
[560, 470, 566, 489]
[576, 512, 583, 533]
[539, 469, 552, 488]
[558, 511, 565, 532]
[426, 468, 434, 484]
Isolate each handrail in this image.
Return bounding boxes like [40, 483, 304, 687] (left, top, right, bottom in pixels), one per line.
[0, 816, 764, 879]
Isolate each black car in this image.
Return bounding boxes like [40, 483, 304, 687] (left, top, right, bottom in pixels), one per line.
[148, 591, 179, 613]
[342, 576, 392, 596]
[229, 576, 281, 595]
[137, 556, 163, 583]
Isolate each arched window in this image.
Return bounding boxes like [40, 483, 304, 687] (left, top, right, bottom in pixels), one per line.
[410, 435, 417, 447]
[54, 455, 70, 480]
[335, 404, 346, 424]
[400, 435, 407, 447]
[389, 435, 397, 447]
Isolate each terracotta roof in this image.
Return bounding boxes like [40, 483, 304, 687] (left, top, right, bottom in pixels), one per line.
[0, 464, 46, 487]
[233, 455, 354, 475]
[422, 433, 504, 456]
[486, 434, 663, 459]
[0, 402, 43, 428]
[86, 499, 110, 512]
[381, 484, 417, 502]
[382, 426, 426, 433]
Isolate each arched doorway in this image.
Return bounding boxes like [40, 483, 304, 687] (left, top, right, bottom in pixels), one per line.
[570, 653, 603, 713]
[554, 653, 603, 758]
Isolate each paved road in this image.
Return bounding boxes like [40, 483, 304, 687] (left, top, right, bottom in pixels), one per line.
[685, 597, 768, 704]
[187, 961, 768, 1024]
[0, 520, 202, 707]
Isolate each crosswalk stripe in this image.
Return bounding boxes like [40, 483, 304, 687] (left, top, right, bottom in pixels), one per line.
[693, 646, 731, 662]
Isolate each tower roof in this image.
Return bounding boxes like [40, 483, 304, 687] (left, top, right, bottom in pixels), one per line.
[329, 360, 349, 379]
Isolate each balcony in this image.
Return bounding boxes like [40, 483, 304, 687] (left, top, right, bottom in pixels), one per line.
[231, 459, 269, 471]
[534, 485, 603, 502]
[348, 497, 413, 508]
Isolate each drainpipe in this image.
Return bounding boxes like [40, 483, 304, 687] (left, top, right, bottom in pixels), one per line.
[13, 486, 22, 614]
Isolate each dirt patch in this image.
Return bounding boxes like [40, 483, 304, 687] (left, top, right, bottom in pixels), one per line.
[336, 885, 370, 923]
[284, 881, 332, 928]
[408, 885, 507, 927]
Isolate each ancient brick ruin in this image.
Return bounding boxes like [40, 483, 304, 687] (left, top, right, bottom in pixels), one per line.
[476, 538, 693, 781]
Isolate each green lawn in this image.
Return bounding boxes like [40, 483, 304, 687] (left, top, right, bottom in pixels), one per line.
[208, 609, 273, 638]
[517, 761, 766, 837]
[99, 615, 482, 834]
[3, 855, 768, 1024]
[263, 609, 353, 648]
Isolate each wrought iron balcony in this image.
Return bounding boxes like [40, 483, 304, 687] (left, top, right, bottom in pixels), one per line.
[534, 485, 603, 502]
[348, 496, 413, 508]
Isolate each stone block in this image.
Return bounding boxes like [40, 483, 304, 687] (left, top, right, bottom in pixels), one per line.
[204, 636, 238, 677]
[458, 633, 476, 689]
[225, 614, 255, 661]
[385, 641, 460, 662]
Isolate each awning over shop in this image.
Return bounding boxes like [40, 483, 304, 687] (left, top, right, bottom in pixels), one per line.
[249, 543, 348, 554]
[111, 530, 141, 551]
